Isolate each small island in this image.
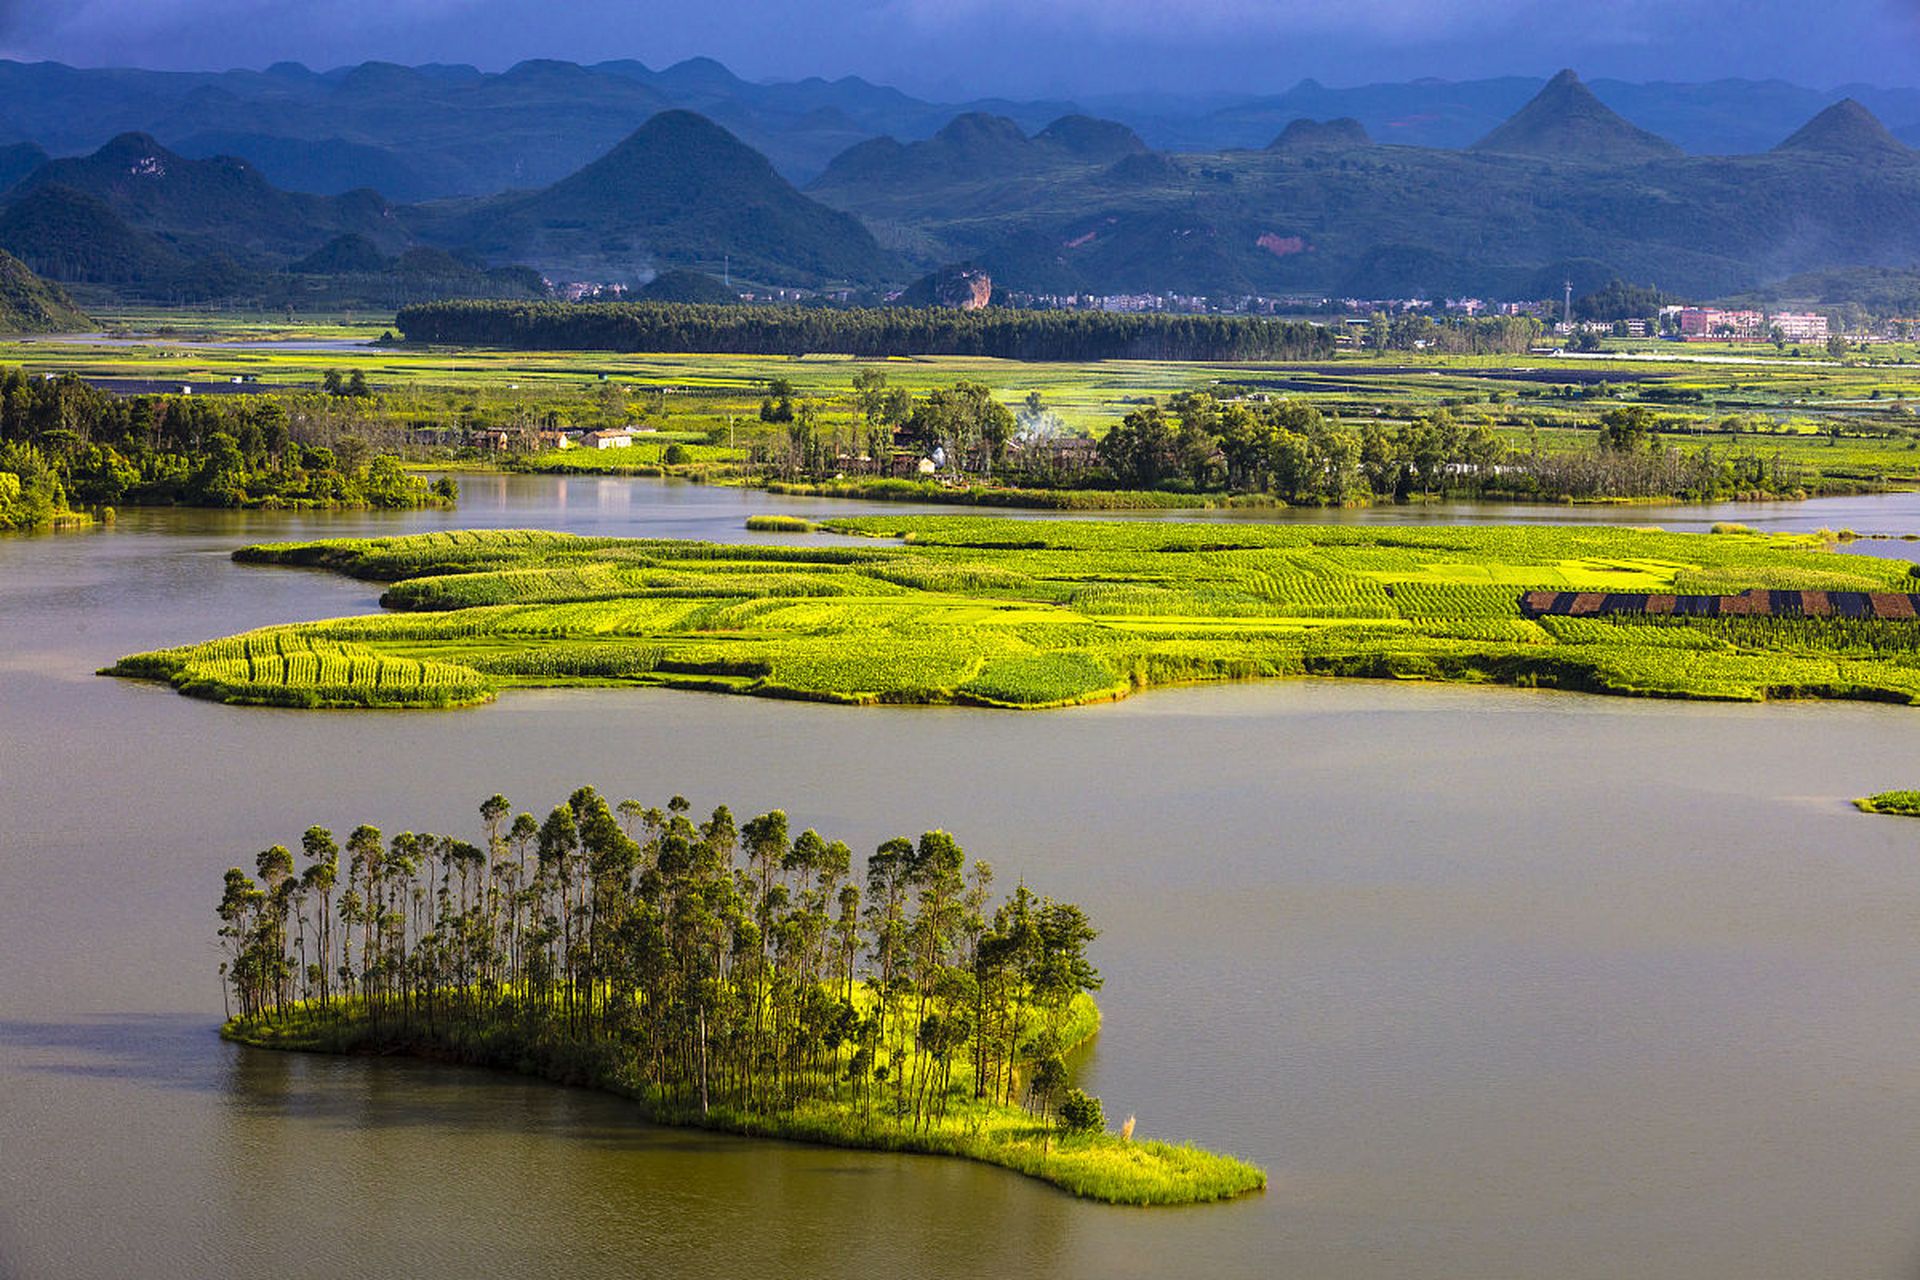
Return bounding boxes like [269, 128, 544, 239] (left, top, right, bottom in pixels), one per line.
[1855, 790, 1920, 817]
[216, 787, 1266, 1205]
[111, 519, 1920, 710]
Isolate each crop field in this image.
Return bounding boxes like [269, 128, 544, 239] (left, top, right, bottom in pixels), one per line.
[17, 314, 1920, 478]
[105, 520, 1920, 711]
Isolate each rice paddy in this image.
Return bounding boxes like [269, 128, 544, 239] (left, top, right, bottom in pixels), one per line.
[105, 520, 1920, 710]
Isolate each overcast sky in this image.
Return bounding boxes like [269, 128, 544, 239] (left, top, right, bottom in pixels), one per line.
[0, 0, 1914, 97]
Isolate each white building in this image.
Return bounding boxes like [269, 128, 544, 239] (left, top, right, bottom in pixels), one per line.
[581, 430, 634, 450]
[1769, 312, 1830, 342]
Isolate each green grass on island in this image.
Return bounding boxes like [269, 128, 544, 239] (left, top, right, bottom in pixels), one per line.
[1855, 790, 1920, 816]
[743, 514, 821, 533]
[220, 992, 1258, 1204]
[213, 789, 1265, 1205]
[107, 519, 1920, 711]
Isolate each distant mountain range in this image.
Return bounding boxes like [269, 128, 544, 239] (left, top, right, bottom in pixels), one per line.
[807, 74, 1920, 299]
[0, 57, 1075, 196]
[0, 61, 1919, 303]
[0, 117, 890, 295]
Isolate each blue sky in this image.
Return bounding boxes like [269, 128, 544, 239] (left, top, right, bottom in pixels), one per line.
[2, 0, 1915, 95]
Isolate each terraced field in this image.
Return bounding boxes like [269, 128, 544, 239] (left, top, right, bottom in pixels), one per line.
[105, 521, 1920, 710]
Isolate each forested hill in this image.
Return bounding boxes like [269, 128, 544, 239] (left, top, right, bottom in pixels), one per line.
[13, 133, 408, 260]
[0, 249, 89, 331]
[393, 300, 1336, 361]
[1469, 69, 1682, 162]
[415, 111, 898, 286]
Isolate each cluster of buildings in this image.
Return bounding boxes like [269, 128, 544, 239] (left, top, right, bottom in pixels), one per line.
[554, 281, 630, 302]
[468, 424, 656, 452]
[1663, 306, 1830, 342]
[997, 291, 1333, 315]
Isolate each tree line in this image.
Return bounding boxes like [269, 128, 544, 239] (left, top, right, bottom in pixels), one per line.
[1363, 312, 1546, 355]
[218, 787, 1108, 1137]
[0, 370, 452, 511]
[394, 300, 1338, 362]
[726, 371, 1812, 504]
[1091, 394, 1806, 503]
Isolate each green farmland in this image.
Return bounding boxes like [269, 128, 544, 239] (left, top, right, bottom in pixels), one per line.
[17, 316, 1920, 500]
[107, 520, 1920, 710]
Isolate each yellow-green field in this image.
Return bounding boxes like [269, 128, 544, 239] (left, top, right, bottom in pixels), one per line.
[106, 520, 1920, 710]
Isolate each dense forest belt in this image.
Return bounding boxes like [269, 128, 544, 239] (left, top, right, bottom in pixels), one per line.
[215, 788, 1265, 1205]
[105, 521, 1920, 710]
[0, 370, 456, 515]
[392, 301, 1336, 362]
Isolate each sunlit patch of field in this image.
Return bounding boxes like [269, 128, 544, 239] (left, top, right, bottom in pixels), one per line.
[105, 518, 1920, 710]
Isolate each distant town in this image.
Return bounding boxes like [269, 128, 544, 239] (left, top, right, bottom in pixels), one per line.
[537, 274, 1900, 347]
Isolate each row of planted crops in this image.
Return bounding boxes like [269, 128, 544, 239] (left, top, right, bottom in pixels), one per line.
[104, 520, 1920, 711]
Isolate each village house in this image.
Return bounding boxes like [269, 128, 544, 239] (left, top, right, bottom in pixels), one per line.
[1013, 434, 1100, 472]
[581, 429, 634, 450]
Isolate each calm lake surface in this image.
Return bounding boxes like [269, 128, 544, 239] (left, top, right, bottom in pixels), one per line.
[8, 477, 1920, 1279]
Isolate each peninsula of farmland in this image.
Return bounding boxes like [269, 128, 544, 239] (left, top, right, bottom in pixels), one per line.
[108, 519, 1920, 710]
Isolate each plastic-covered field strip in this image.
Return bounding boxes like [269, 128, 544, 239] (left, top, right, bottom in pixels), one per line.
[1521, 589, 1920, 619]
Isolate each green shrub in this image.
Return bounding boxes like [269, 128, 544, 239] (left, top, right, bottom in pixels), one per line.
[1058, 1088, 1106, 1134]
[745, 514, 818, 533]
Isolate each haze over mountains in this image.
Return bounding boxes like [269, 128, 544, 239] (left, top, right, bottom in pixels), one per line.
[7, 57, 1920, 194]
[0, 58, 1918, 303]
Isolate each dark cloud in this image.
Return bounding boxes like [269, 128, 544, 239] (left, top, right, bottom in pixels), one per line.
[5, 0, 1916, 94]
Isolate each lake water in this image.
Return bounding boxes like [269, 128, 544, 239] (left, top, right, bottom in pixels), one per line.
[8, 478, 1920, 1279]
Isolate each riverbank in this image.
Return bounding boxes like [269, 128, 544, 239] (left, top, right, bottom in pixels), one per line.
[432, 455, 1908, 514]
[1, 507, 92, 532]
[221, 994, 1264, 1206]
[761, 477, 1288, 510]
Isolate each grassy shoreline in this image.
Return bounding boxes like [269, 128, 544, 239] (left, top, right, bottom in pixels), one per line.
[1855, 790, 1920, 817]
[221, 994, 1265, 1205]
